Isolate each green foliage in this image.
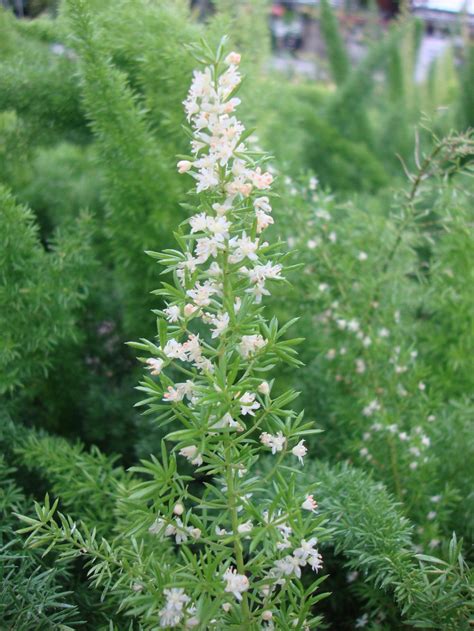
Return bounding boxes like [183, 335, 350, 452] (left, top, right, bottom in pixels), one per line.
[0, 110, 30, 192]
[18, 141, 104, 234]
[0, 186, 94, 395]
[319, 0, 350, 85]
[1, 4, 473, 628]
[310, 461, 473, 630]
[0, 456, 82, 630]
[64, 0, 195, 338]
[14, 430, 130, 535]
[272, 131, 474, 559]
[459, 42, 474, 128]
[0, 30, 85, 142]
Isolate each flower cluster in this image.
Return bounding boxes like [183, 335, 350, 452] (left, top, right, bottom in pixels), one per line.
[158, 589, 198, 629]
[133, 42, 326, 629]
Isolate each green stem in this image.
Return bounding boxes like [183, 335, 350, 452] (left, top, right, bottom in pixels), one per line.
[388, 435, 403, 501]
[224, 437, 251, 625]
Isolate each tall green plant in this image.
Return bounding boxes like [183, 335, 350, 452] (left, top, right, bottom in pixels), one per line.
[319, 0, 350, 85]
[65, 0, 189, 337]
[0, 185, 94, 396]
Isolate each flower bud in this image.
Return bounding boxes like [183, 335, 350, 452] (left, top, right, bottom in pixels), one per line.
[190, 527, 201, 540]
[262, 610, 273, 621]
[258, 381, 270, 396]
[173, 502, 184, 516]
[302, 495, 318, 512]
[225, 51, 241, 65]
[177, 160, 192, 174]
[184, 303, 198, 317]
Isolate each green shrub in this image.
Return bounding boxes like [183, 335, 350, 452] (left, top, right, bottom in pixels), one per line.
[0, 185, 94, 395]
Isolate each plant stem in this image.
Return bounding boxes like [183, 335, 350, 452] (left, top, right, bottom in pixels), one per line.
[224, 438, 251, 624]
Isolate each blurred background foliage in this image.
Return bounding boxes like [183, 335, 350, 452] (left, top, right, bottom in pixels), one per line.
[0, 0, 473, 627]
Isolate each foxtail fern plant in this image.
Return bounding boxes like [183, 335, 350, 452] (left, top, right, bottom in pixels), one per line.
[17, 40, 330, 629]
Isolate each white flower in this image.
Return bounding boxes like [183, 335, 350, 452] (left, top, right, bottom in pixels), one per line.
[159, 588, 191, 628]
[186, 615, 199, 628]
[362, 399, 381, 417]
[195, 236, 223, 263]
[176, 253, 199, 282]
[336, 318, 347, 330]
[163, 339, 188, 361]
[149, 517, 165, 535]
[196, 167, 219, 192]
[240, 392, 260, 416]
[179, 445, 203, 466]
[309, 176, 318, 190]
[218, 65, 241, 98]
[256, 209, 274, 233]
[163, 385, 185, 403]
[163, 381, 194, 403]
[189, 212, 208, 233]
[355, 358, 366, 374]
[209, 312, 230, 338]
[223, 568, 249, 601]
[207, 215, 231, 238]
[252, 167, 273, 189]
[292, 440, 307, 465]
[163, 305, 180, 323]
[146, 358, 164, 375]
[260, 431, 286, 454]
[239, 334, 267, 358]
[237, 520, 253, 534]
[293, 537, 318, 561]
[211, 412, 243, 432]
[355, 613, 369, 628]
[357, 251, 368, 261]
[348, 319, 360, 332]
[246, 262, 283, 284]
[293, 538, 323, 572]
[302, 495, 318, 512]
[212, 199, 233, 215]
[308, 549, 323, 572]
[262, 610, 273, 621]
[187, 280, 218, 307]
[229, 232, 260, 263]
[254, 196, 272, 213]
[216, 526, 230, 537]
